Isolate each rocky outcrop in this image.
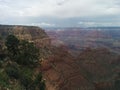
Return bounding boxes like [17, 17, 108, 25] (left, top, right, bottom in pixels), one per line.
[0, 25, 51, 48]
[41, 46, 94, 90]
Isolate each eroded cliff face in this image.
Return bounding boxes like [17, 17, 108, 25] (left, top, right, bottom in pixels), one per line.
[0, 25, 119, 90]
[0, 25, 51, 48]
[41, 46, 95, 90]
[41, 47, 120, 90]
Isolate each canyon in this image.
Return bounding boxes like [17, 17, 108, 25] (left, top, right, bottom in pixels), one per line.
[0, 25, 120, 90]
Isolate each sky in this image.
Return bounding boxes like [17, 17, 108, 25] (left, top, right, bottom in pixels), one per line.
[0, 0, 120, 27]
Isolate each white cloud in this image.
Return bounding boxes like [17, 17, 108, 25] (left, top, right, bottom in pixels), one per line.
[0, 0, 120, 18]
[0, 0, 120, 26]
[30, 22, 56, 27]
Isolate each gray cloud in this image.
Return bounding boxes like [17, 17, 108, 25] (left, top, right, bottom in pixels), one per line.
[0, 0, 120, 27]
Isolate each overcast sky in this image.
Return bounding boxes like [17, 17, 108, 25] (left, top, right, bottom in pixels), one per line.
[0, 0, 120, 27]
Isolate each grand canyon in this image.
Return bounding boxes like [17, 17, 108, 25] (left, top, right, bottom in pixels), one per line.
[0, 25, 119, 90]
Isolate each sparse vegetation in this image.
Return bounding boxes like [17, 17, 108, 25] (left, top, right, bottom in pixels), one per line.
[0, 34, 46, 90]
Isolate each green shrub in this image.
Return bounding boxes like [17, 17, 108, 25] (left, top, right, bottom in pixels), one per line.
[34, 72, 42, 85]
[0, 71, 9, 88]
[5, 35, 19, 59]
[34, 72, 46, 90]
[19, 67, 33, 90]
[5, 63, 20, 79]
[39, 80, 46, 90]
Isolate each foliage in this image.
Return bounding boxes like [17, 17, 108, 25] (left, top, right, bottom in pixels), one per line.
[0, 71, 9, 88]
[19, 67, 33, 90]
[16, 40, 39, 66]
[34, 72, 46, 90]
[0, 35, 46, 90]
[5, 35, 40, 66]
[38, 80, 46, 90]
[5, 34, 19, 60]
[19, 68, 46, 90]
[0, 53, 6, 61]
[34, 72, 42, 85]
[5, 63, 20, 79]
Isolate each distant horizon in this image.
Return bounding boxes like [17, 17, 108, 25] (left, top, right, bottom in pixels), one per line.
[1, 23, 120, 28]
